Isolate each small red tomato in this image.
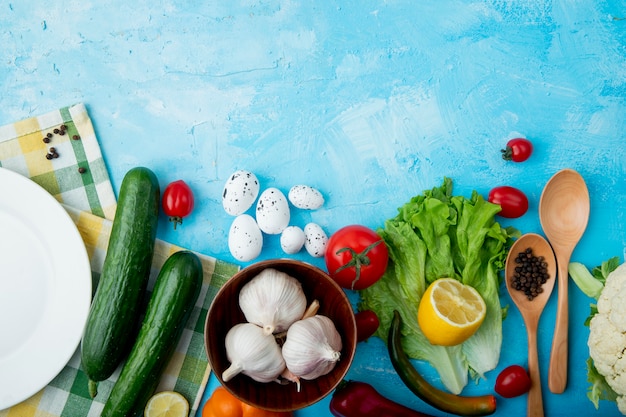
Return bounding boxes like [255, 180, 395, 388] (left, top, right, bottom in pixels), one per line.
[495, 365, 531, 398]
[162, 180, 194, 229]
[355, 310, 380, 342]
[488, 186, 529, 218]
[501, 138, 533, 162]
[325, 225, 389, 290]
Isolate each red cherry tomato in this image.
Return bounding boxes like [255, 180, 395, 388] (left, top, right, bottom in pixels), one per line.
[501, 138, 533, 162]
[495, 365, 531, 398]
[488, 186, 529, 218]
[162, 180, 194, 229]
[355, 310, 380, 342]
[324, 225, 389, 291]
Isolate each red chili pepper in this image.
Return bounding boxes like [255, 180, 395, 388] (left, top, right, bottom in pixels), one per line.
[329, 380, 434, 417]
[355, 310, 380, 342]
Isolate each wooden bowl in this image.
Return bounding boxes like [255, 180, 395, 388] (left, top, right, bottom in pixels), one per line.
[204, 259, 357, 412]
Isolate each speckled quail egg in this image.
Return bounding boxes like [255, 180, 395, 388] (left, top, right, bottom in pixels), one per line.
[280, 226, 306, 254]
[222, 170, 260, 216]
[288, 185, 325, 210]
[228, 214, 263, 262]
[256, 187, 290, 234]
[303, 222, 328, 257]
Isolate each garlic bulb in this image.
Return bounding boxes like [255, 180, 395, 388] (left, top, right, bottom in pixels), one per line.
[239, 268, 307, 335]
[282, 315, 342, 380]
[222, 322, 286, 383]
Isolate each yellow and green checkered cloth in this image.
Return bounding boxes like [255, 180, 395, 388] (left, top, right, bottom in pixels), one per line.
[0, 104, 238, 417]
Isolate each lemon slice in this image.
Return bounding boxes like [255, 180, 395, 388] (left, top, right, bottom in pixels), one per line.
[144, 391, 190, 417]
[417, 278, 486, 346]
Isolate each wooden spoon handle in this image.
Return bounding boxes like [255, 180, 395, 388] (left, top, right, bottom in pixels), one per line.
[548, 257, 570, 393]
[527, 321, 544, 417]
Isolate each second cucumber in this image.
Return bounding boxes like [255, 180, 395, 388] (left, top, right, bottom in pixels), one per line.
[80, 166, 160, 397]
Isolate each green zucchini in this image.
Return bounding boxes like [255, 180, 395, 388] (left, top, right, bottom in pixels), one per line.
[101, 250, 203, 417]
[80, 167, 160, 397]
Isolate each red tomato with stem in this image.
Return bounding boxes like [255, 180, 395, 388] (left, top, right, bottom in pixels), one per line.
[488, 186, 529, 218]
[495, 365, 531, 398]
[162, 180, 195, 229]
[324, 225, 389, 291]
[501, 138, 533, 162]
[355, 310, 380, 342]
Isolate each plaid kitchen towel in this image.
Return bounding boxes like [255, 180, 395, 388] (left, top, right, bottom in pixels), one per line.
[0, 104, 239, 417]
[0, 103, 116, 220]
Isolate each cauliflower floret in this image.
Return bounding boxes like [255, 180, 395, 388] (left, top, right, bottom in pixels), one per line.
[597, 263, 626, 333]
[589, 314, 626, 379]
[589, 262, 626, 412]
[618, 396, 626, 415]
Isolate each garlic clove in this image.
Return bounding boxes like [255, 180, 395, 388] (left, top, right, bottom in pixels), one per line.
[282, 315, 342, 381]
[238, 268, 307, 335]
[222, 322, 286, 383]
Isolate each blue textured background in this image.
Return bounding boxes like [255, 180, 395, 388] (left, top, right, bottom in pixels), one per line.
[2, 1, 626, 416]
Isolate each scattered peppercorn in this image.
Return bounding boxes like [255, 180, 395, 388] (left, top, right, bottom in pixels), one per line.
[43, 137, 50, 143]
[512, 247, 550, 300]
[72, 134, 80, 140]
[78, 167, 87, 174]
[53, 128, 60, 134]
[59, 130, 65, 136]
[46, 147, 59, 159]
[60, 124, 67, 130]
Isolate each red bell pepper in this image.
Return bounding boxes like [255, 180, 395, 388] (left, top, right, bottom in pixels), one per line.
[329, 380, 434, 417]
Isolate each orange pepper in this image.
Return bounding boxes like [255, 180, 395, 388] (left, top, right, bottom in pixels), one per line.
[202, 386, 294, 417]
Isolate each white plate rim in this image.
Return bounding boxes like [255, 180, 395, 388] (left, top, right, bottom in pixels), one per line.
[0, 167, 92, 409]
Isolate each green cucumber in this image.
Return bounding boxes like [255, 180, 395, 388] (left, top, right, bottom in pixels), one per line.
[101, 250, 203, 417]
[80, 167, 160, 397]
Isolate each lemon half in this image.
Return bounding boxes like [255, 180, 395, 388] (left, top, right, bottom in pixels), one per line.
[417, 278, 486, 346]
[144, 391, 190, 417]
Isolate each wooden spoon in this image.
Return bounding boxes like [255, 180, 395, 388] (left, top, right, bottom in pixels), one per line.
[505, 233, 557, 417]
[539, 168, 590, 394]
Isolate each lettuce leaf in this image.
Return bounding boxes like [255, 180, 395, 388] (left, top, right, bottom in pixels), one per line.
[359, 177, 518, 393]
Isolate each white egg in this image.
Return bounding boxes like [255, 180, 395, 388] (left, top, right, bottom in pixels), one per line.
[256, 187, 290, 234]
[222, 170, 260, 216]
[280, 226, 306, 254]
[228, 214, 263, 262]
[303, 223, 328, 258]
[288, 185, 325, 210]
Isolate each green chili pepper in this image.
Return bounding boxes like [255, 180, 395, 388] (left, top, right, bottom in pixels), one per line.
[388, 310, 497, 416]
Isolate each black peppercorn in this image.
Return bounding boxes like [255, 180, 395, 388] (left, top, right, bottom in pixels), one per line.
[78, 167, 87, 174]
[512, 247, 551, 301]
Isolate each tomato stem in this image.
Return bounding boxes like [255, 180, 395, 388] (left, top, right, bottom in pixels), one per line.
[169, 216, 183, 230]
[500, 146, 513, 160]
[334, 240, 382, 290]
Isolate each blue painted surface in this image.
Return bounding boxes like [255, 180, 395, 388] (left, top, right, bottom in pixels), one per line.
[2, 1, 626, 416]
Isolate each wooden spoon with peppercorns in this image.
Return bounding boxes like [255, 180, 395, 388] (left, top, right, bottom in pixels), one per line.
[505, 233, 557, 417]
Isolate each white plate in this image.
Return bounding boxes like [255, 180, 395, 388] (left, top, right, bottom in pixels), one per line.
[0, 167, 91, 410]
